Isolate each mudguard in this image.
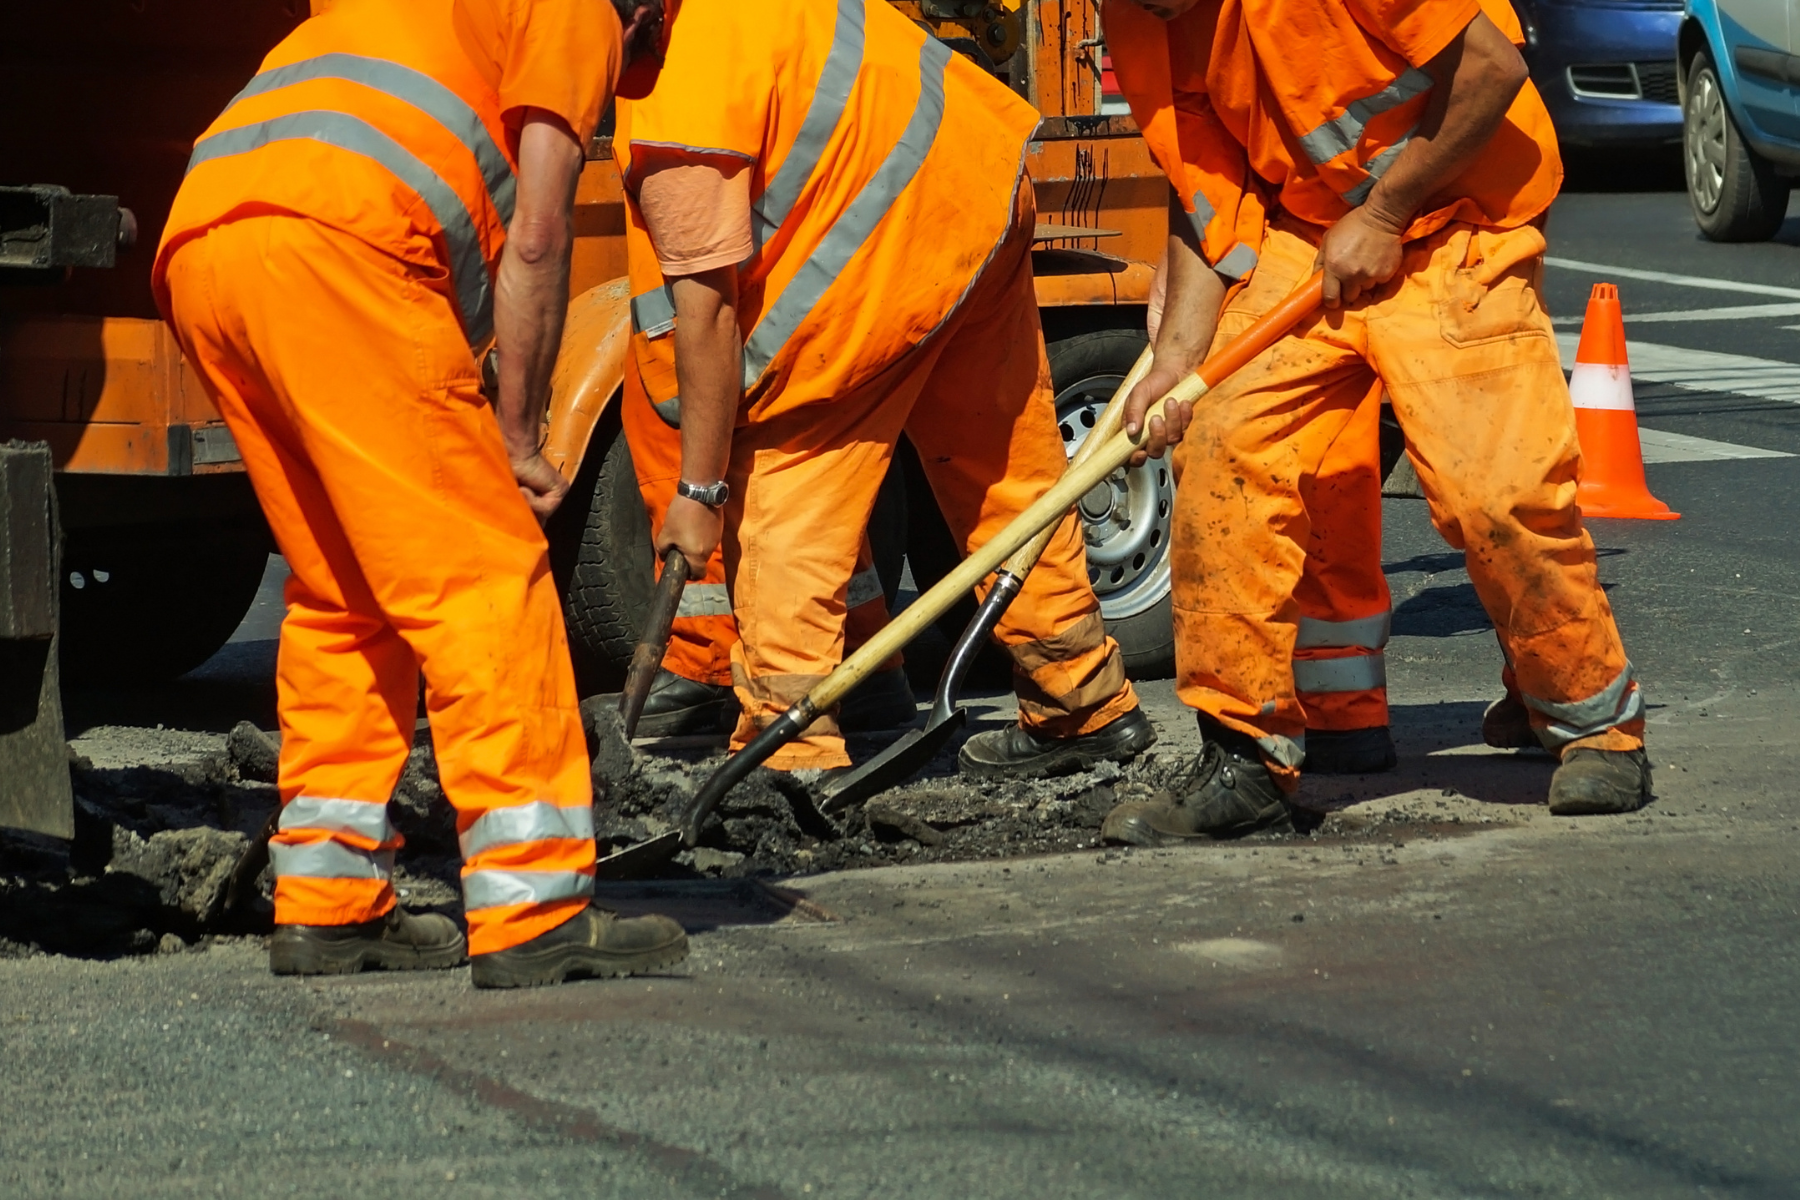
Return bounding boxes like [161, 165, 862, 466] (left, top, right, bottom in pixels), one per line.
[543, 278, 632, 481]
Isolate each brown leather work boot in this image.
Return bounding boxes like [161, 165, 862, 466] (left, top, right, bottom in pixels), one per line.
[1482, 692, 1538, 749]
[1102, 730, 1298, 845]
[470, 904, 689, 989]
[269, 906, 466, 976]
[1548, 747, 1652, 815]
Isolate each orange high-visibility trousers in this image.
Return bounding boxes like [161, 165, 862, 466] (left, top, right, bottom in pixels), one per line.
[1292, 386, 1391, 733]
[723, 191, 1138, 767]
[1172, 218, 1643, 787]
[620, 372, 897, 687]
[162, 216, 595, 954]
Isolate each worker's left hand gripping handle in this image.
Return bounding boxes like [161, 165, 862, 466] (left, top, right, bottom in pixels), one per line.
[678, 701, 817, 846]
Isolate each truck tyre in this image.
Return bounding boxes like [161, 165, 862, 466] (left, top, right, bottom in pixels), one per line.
[1685, 50, 1790, 243]
[901, 326, 1177, 681]
[548, 409, 655, 695]
[59, 520, 270, 685]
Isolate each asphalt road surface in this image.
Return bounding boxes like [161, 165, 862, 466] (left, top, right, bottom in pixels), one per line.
[8, 170, 1800, 1198]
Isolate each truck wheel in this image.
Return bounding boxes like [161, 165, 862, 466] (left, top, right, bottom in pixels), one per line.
[901, 326, 1176, 681]
[1685, 51, 1789, 243]
[548, 410, 655, 694]
[59, 520, 270, 685]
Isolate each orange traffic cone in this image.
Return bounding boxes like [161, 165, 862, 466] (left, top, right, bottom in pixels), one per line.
[1569, 283, 1678, 520]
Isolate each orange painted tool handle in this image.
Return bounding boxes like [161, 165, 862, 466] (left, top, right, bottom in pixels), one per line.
[1194, 271, 1324, 391]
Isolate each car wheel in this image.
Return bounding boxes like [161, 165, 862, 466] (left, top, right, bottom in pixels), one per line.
[1685, 50, 1789, 242]
[1048, 329, 1175, 678]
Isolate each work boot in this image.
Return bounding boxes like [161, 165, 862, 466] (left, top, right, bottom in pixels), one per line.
[957, 708, 1156, 779]
[1548, 747, 1652, 816]
[1482, 692, 1538, 749]
[268, 906, 466, 976]
[1303, 726, 1397, 774]
[470, 904, 689, 989]
[635, 669, 738, 737]
[839, 666, 919, 732]
[1102, 722, 1297, 845]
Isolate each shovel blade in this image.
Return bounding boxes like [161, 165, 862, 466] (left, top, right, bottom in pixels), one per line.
[817, 707, 967, 814]
[593, 830, 683, 881]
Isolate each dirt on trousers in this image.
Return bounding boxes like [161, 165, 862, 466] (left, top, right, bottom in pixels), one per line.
[0, 708, 1521, 960]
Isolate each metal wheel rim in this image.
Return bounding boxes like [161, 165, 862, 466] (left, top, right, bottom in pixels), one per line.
[1055, 372, 1174, 621]
[1685, 68, 1726, 215]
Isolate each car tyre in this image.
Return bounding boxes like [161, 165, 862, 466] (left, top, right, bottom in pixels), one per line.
[1685, 50, 1789, 243]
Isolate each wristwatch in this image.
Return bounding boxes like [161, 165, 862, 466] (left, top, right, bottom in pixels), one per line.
[676, 478, 730, 508]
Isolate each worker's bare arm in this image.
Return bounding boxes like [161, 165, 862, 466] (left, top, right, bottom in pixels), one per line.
[1316, 12, 1528, 307]
[495, 110, 584, 519]
[1122, 186, 1228, 465]
[655, 265, 741, 576]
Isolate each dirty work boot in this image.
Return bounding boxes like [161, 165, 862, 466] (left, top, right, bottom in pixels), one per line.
[1548, 747, 1652, 816]
[1102, 722, 1297, 845]
[1303, 726, 1397, 774]
[269, 906, 466, 976]
[1482, 692, 1538, 749]
[839, 666, 919, 732]
[635, 668, 738, 737]
[957, 708, 1156, 779]
[470, 904, 689, 989]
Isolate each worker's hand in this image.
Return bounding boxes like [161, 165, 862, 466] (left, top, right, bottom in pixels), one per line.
[510, 449, 569, 522]
[1316, 205, 1406, 309]
[1121, 361, 1194, 467]
[656, 493, 722, 578]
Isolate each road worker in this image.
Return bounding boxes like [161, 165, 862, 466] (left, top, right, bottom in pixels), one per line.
[1100, 0, 1652, 842]
[153, 0, 690, 986]
[620, 363, 917, 738]
[619, 0, 1152, 773]
[1149, 262, 1397, 775]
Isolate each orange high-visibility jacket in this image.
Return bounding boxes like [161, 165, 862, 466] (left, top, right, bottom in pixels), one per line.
[152, 0, 619, 349]
[1105, 0, 1561, 278]
[616, 0, 1042, 422]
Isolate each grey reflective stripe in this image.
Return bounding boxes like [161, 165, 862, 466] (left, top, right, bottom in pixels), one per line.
[1295, 611, 1391, 651]
[1212, 243, 1259, 281]
[632, 285, 676, 338]
[1342, 130, 1414, 207]
[1293, 654, 1387, 694]
[1186, 189, 1216, 244]
[846, 566, 884, 610]
[459, 802, 596, 860]
[228, 53, 515, 226]
[741, 37, 951, 389]
[1524, 663, 1642, 748]
[753, 0, 867, 247]
[1297, 67, 1432, 165]
[278, 796, 395, 842]
[463, 869, 593, 911]
[270, 840, 395, 880]
[1258, 732, 1306, 770]
[187, 112, 494, 344]
[677, 582, 733, 618]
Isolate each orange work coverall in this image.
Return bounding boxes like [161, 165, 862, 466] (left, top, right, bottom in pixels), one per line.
[616, 0, 1138, 768]
[152, 0, 618, 954]
[1108, 0, 1643, 785]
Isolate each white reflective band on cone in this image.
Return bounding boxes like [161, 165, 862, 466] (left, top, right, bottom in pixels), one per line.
[463, 869, 594, 911]
[1293, 654, 1387, 694]
[1568, 362, 1637, 411]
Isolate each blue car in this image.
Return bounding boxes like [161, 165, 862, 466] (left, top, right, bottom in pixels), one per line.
[1513, 0, 1684, 147]
[1679, 0, 1800, 240]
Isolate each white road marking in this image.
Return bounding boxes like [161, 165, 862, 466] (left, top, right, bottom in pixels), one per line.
[1545, 257, 1800, 301]
[1551, 302, 1800, 325]
[1636, 427, 1793, 463]
[1556, 331, 1800, 404]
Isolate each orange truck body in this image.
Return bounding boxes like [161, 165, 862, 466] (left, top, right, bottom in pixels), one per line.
[1, 0, 1167, 490]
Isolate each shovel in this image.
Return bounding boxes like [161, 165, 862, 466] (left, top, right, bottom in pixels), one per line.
[619, 547, 692, 738]
[675, 272, 1324, 845]
[816, 344, 1155, 814]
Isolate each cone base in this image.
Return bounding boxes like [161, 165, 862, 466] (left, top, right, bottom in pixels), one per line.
[1574, 407, 1679, 522]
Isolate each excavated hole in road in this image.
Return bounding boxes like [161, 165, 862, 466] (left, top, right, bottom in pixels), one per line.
[0, 714, 1508, 959]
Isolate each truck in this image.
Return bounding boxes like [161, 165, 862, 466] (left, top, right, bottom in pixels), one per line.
[0, 0, 1176, 694]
